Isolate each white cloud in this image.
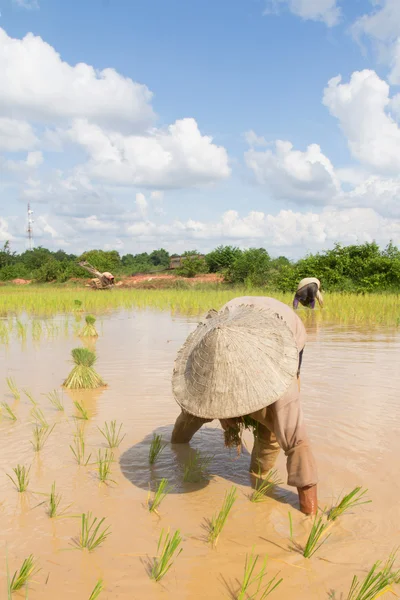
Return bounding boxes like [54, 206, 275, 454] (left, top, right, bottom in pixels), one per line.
[244, 130, 268, 147]
[0, 28, 155, 131]
[264, 0, 341, 27]
[135, 193, 148, 217]
[13, 0, 39, 9]
[323, 69, 400, 174]
[245, 139, 340, 204]
[0, 118, 37, 151]
[67, 117, 231, 188]
[0, 218, 14, 242]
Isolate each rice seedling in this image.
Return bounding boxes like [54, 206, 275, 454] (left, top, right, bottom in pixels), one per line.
[30, 405, 48, 428]
[74, 299, 83, 311]
[98, 420, 125, 448]
[183, 450, 213, 482]
[24, 389, 37, 406]
[96, 449, 115, 484]
[7, 465, 31, 492]
[31, 424, 55, 452]
[301, 512, 331, 558]
[74, 400, 90, 420]
[79, 315, 99, 337]
[346, 551, 400, 600]
[148, 478, 171, 514]
[63, 348, 106, 389]
[46, 389, 64, 411]
[8, 555, 39, 593]
[88, 580, 104, 600]
[16, 319, 27, 341]
[31, 320, 43, 341]
[0, 321, 9, 344]
[250, 469, 282, 503]
[6, 377, 20, 400]
[1, 401, 17, 421]
[75, 512, 111, 551]
[70, 426, 91, 465]
[328, 487, 371, 522]
[47, 481, 71, 518]
[149, 433, 167, 465]
[237, 549, 283, 599]
[150, 529, 183, 582]
[208, 486, 237, 547]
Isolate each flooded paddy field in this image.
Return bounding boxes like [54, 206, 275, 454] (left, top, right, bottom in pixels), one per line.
[1, 302, 400, 599]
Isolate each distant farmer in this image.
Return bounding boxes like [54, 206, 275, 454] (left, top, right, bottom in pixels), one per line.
[171, 296, 318, 515]
[293, 277, 323, 310]
[78, 261, 115, 289]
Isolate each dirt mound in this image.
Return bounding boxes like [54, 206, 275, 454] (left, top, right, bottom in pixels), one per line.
[118, 273, 223, 288]
[12, 278, 32, 285]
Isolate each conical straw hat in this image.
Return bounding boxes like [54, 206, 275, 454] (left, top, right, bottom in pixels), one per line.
[172, 305, 299, 419]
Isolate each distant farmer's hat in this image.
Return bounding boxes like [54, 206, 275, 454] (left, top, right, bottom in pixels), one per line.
[172, 305, 299, 420]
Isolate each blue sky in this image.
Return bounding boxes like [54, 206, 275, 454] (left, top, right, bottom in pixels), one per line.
[1, 0, 400, 257]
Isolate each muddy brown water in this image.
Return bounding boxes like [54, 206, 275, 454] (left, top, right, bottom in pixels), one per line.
[0, 309, 399, 599]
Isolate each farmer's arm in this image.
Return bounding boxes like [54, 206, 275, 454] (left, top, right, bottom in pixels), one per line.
[171, 410, 212, 443]
[316, 290, 324, 308]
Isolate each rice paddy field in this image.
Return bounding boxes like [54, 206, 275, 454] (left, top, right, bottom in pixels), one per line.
[1, 286, 400, 599]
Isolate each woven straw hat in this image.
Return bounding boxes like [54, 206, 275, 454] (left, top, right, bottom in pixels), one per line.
[172, 305, 298, 419]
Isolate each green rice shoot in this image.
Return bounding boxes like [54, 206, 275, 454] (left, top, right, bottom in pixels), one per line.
[150, 529, 183, 582]
[98, 420, 125, 448]
[328, 487, 371, 521]
[6, 377, 20, 400]
[31, 424, 55, 452]
[97, 449, 115, 484]
[30, 405, 49, 428]
[88, 580, 104, 600]
[149, 433, 167, 465]
[148, 478, 171, 514]
[24, 389, 37, 406]
[70, 426, 91, 466]
[7, 464, 31, 492]
[75, 512, 111, 552]
[46, 389, 64, 411]
[208, 486, 237, 547]
[346, 551, 400, 600]
[302, 512, 332, 558]
[1, 401, 17, 421]
[63, 348, 106, 390]
[238, 548, 283, 600]
[48, 481, 70, 518]
[250, 469, 282, 503]
[79, 315, 98, 338]
[183, 450, 213, 483]
[74, 400, 90, 420]
[8, 555, 39, 593]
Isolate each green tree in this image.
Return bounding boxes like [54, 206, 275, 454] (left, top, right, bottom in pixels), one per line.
[206, 245, 242, 273]
[226, 248, 271, 287]
[79, 250, 121, 273]
[177, 255, 208, 278]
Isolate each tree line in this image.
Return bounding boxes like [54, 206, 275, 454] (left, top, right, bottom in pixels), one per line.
[1, 240, 400, 293]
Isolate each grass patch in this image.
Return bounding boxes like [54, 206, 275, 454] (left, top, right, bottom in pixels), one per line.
[31, 424, 55, 452]
[88, 580, 104, 600]
[148, 479, 171, 514]
[250, 470, 282, 503]
[328, 487, 371, 521]
[7, 465, 31, 492]
[1, 401, 17, 421]
[46, 389, 64, 411]
[63, 348, 106, 390]
[150, 529, 183, 582]
[75, 512, 111, 552]
[98, 420, 125, 448]
[346, 551, 400, 599]
[183, 450, 213, 482]
[208, 486, 237, 547]
[149, 433, 166, 465]
[237, 549, 283, 599]
[79, 315, 98, 337]
[8, 555, 39, 593]
[96, 449, 115, 484]
[6, 377, 20, 400]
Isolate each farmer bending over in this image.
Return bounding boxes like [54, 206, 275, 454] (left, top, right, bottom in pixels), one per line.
[293, 277, 323, 310]
[171, 296, 318, 516]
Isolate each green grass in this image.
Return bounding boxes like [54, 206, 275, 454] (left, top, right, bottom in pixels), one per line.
[346, 551, 400, 600]
[74, 400, 90, 420]
[148, 478, 171, 514]
[64, 348, 106, 390]
[1, 402, 17, 421]
[8, 555, 39, 593]
[183, 450, 213, 482]
[31, 424, 55, 452]
[328, 487, 371, 521]
[75, 512, 111, 552]
[237, 549, 283, 600]
[208, 486, 237, 547]
[98, 420, 125, 448]
[30, 406, 49, 428]
[7, 465, 30, 492]
[150, 529, 183, 582]
[70, 426, 91, 465]
[250, 470, 282, 503]
[46, 389, 64, 411]
[88, 580, 104, 600]
[149, 433, 167, 465]
[6, 377, 20, 400]
[96, 449, 115, 484]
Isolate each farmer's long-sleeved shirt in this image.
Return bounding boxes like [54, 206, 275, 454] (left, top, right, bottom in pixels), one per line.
[297, 277, 324, 308]
[221, 296, 318, 489]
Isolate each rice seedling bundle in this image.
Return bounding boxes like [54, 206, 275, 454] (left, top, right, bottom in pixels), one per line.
[76, 512, 111, 551]
[238, 549, 283, 599]
[7, 465, 30, 492]
[98, 420, 125, 448]
[250, 470, 282, 503]
[74, 299, 83, 312]
[148, 478, 171, 514]
[1, 402, 17, 421]
[208, 486, 237, 547]
[79, 315, 99, 337]
[31, 424, 55, 452]
[149, 433, 166, 465]
[346, 551, 400, 600]
[150, 529, 183, 582]
[183, 450, 213, 482]
[8, 555, 39, 593]
[328, 487, 371, 521]
[63, 348, 106, 389]
[6, 377, 20, 400]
